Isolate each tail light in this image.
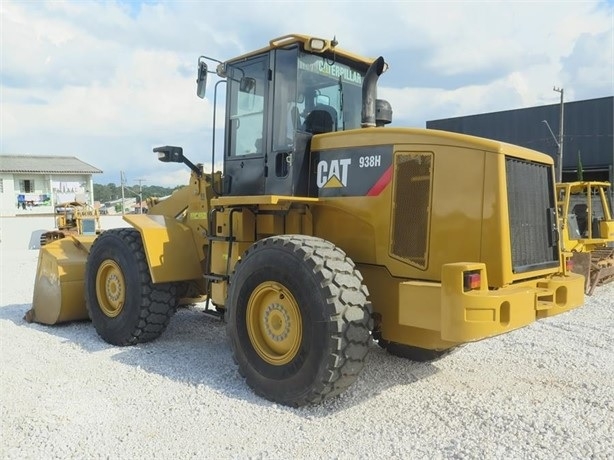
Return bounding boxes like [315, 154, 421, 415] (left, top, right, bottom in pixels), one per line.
[566, 258, 574, 273]
[463, 270, 481, 291]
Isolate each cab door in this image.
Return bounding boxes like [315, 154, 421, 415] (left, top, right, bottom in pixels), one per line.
[224, 54, 270, 196]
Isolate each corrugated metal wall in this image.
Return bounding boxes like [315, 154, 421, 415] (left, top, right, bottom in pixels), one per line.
[426, 96, 613, 174]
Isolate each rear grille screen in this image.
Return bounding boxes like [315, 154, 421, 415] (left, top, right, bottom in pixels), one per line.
[506, 157, 559, 273]
[391, 152, 433, 269]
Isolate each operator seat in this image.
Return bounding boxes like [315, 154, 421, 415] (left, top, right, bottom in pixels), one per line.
[572, 203, 589, 236]
[303, 105, 337, 134]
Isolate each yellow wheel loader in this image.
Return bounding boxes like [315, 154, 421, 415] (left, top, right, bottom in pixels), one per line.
[28, 34, 585, 407]
[556, 181, 614, 294]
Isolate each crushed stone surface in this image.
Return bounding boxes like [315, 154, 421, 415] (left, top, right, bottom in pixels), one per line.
[1, 216, 613, 459]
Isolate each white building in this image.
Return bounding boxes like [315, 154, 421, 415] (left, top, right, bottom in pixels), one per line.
[0, 154, 102, 216]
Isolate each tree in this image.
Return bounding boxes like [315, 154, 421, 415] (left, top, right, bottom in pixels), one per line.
[93, 182, 179, 204]
[577, 151, 584, 181]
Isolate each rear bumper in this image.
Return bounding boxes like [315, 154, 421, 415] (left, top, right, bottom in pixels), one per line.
[398, 262, 585, 343]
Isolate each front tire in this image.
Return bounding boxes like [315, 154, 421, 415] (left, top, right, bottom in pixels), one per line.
[226, 235, 372, 407]
[85, 228, 177, 346]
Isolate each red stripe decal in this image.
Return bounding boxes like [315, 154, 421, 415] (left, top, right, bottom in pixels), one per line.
[367, 166, 393, 196]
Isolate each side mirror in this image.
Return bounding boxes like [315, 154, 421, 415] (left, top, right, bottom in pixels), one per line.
[154, 145, 202, 177]
[240, 77, 256, 94]
[196, 59, 208, 99]
[154, 146, 184, 163]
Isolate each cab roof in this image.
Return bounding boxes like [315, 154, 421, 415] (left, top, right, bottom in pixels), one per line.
[225, 34, 376, 68]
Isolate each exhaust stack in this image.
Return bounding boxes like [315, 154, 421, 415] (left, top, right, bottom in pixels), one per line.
[361, 56, 386, 127]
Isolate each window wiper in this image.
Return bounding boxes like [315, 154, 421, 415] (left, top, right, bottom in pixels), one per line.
[338, 76, 344, 131]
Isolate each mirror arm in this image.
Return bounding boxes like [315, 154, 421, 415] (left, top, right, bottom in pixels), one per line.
[153, 146, 202, 177]
[183, 157, 202, 177]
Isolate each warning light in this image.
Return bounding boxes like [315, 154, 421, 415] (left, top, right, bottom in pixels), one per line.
[463, 271, 481, 291]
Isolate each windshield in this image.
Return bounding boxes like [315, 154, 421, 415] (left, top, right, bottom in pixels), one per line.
[296, 52, 365, 132]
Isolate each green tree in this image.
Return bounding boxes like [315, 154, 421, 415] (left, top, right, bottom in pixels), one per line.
[577, 151, 584, 181]
[93, 182, 179, 204]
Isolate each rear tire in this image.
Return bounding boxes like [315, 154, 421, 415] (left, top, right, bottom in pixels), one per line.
[226, 235, 372, 407]
[85, 228, 177, 346]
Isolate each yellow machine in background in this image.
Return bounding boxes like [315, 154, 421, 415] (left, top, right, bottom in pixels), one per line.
[27, 34, 585, 407]
[557, 181, 614, 294]
[39, 201, 101, 247]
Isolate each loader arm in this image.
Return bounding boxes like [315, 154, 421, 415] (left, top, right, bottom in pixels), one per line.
[147, 185, 192, 218]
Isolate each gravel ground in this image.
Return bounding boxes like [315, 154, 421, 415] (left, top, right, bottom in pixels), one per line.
[1, 216, 613, 459]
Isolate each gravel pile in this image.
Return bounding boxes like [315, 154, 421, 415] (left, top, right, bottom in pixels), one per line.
[1, 216, 613, 459]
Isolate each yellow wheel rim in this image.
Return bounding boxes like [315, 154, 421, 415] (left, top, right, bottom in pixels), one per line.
[246, 281, 302, 366]
[96, 260, 126, 318]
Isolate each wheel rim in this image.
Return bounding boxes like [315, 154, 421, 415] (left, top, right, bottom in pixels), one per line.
[96, 260, 126, 318]
[246, 281, 302, 366]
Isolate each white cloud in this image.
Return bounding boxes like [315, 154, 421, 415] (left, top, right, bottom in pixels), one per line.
[562, 29, 614, 98]
[1, 0, 612, 186]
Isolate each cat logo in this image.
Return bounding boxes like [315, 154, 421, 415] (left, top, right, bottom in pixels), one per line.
[316, 158, 352, 188]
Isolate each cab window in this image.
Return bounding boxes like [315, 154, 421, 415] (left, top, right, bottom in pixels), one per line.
[227, 56, 268, 157]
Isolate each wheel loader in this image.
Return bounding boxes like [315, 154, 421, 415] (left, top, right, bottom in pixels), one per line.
[556, 181, 614, 294]
[27, 34, 585, 407]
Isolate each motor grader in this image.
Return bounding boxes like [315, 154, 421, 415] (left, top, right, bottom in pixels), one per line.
[556, 181, 614, 294]
[28, 34, 584, 407]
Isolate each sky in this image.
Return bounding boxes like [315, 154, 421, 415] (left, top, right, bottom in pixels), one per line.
[1, 0, 613, 187]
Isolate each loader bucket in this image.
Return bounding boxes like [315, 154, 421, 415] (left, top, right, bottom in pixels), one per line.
[26, 235, 97, 325]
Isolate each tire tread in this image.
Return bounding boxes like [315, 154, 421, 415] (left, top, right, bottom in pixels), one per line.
[86, 228, 176, 346]
[229, 235, 373, 406]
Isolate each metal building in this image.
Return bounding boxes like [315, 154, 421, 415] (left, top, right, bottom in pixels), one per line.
[426, 96, 613, 185]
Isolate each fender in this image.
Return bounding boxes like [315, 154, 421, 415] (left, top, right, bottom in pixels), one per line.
[124, 214, 203, 283]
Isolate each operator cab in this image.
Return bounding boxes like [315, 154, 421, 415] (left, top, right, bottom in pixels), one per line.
[205, 35, 385, 197]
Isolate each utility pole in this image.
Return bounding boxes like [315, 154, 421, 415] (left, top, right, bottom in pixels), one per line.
[120, 171, 126, 215]
[553, 86, 564, 182]
[136, 179, 146, 213]
[120, 174, 145, 214]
